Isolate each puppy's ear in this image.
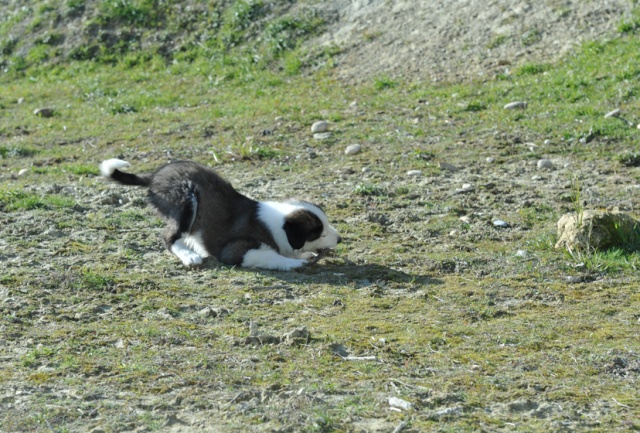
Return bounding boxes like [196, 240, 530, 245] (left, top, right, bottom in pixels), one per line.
[283, 209, 323, 250]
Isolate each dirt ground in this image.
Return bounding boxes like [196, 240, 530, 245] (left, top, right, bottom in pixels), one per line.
[311, 0, 633, 82]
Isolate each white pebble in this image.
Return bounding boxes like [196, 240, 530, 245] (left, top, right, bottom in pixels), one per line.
[18, 168, 29, 176]
[493, 220, 509, 228]
[388, 396, 412, 411]
[362, 167, 370, 173]
[406, 170, 422, 176]
[345, 144, 362, 155]
[455, 184, 474, 194]
[311, 120, 329, 133]
[515, 249, 528, 257]
[504, 101, 527, 110]
[486, 157, 495, 163]
[537, 159, 553, 170]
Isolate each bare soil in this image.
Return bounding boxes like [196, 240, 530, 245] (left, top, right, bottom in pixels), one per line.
[312, 0, 633, 82]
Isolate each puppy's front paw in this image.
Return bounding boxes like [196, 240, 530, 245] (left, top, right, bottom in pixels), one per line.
[185, 255, 203, 266]
[178, 251, 203, 266]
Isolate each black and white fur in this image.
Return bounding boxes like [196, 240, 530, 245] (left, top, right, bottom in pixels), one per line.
[99, 159, 341, 271]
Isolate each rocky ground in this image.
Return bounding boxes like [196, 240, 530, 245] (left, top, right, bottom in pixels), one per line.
[312, 0, 634, 82]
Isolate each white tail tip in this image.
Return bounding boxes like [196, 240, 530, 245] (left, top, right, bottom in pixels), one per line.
[100, 159, 130, 178]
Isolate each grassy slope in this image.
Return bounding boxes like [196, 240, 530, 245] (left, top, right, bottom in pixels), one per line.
[1, 3, 640, 433]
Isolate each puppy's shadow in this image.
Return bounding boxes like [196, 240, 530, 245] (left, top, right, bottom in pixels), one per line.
[259, 259, 442, 287]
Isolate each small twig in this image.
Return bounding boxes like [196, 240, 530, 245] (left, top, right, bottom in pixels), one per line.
[223, 392, 244, 410]
[604, 109, 635, 126]
[612, 398, 630, 408]
[341, 355, 378, 361]
[390, 378, 430, 391]
[305, 248, 331, 266]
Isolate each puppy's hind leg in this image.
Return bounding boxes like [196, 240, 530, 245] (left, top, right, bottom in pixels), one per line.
[156, 184, 203, 266]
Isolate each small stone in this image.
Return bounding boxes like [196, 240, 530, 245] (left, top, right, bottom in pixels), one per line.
[454, 184, 474, 194]
[486, 157, 495, 163]
[406, 170, 422, 176]
[18, 168, 29, 176]
[449, 230, 458, 236]
[504, 101, 527, 110]
[566, 276, 584, 284]
[313, 132, 332, 140]
[388, 396, 412, 411]
[459, 215, 471, 224]
[345, 144, 362, 155]
[439, 161, 459, 172]
[34, 108, 54, 118]
[198, 307, 215, 317]
[434, 406, 462, 417]
[537, 159, 553, 170]
[362, 167, 370, 173]
[515, 249, 528, 257]
[17, 97, 25, 104]
[311, 120, 329, 133]
[543, 139, 551, 145]
[493, 220, 509, 228]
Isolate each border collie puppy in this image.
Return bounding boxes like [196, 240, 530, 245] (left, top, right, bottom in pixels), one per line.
[99, 159, 341, 271]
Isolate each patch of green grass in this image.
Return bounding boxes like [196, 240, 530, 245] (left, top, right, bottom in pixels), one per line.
[618, 9, 640, 34]
[0, 145, 38, 158]
[65, 163, 99, 176]
[373, 75, 398, 90]
[463, 101, 486, 112]
[519, 204, 556, 228]
[516, 63, 548, 76]
[565, 248, 640, 273]
[0, 189, 76, 211]
[354, 183, 385, 197]
[264, 12, 324, 57]
[487, 34, 508, 49]
[97, 0, 167, 27]
[521, 29, 542, 46]
[616, 152, 640, 167]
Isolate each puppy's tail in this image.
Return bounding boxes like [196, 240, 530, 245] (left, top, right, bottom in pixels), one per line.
[99, 159, 152, 187]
